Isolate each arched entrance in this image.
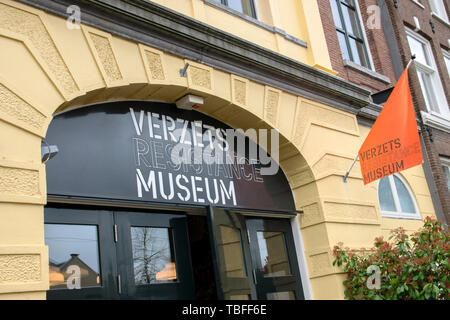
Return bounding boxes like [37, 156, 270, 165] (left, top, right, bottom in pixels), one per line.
[43, 100, 307, 300]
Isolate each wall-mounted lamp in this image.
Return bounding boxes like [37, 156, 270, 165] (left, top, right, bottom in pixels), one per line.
[425, 126, 434, 142]
[429, 20, 435, 33]
[179, 62, 190, 77]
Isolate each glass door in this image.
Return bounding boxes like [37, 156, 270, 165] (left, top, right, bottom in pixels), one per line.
[114, 211, 195, 300]
[207, 207, 255, 300]
[246, 218, 304, 300]
[207, 208, 304, 300]
[45, 206, 195, 300]
[45, 206, 118, 300]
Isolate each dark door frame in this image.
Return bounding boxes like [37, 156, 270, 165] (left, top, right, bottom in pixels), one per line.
[246, 217, 305, 300]
[45, 206, 119, 300]
[45, 203, 306, 300]
[44, 204, 195, 300]
[114, 210, 195, 300]
[207, 206, 304, 300]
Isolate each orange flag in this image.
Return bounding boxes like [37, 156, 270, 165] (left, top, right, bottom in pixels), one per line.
[359, 68, 423, 185]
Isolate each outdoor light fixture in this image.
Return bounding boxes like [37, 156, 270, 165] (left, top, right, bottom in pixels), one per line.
[179, 62, 190, 77]
[175, 94, 204, 110]
[41, 140, 59, 163]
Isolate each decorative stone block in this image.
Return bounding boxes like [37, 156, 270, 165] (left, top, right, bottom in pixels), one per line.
[0, 3, 78, 97]
[138, 44, 166, 83]
[231, 75, 248, 106]
[186, 60, 214, 93]
[0, 160, 45, 204]
[264, 87, 280, 127]
[82, 26, 123, 84]
[0, 82, 46, 136]
[0, 246, 49, 294]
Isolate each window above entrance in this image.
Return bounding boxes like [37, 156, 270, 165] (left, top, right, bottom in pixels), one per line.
[213, 0, 257, 18]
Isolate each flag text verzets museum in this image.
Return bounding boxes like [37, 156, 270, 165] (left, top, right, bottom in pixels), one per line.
[359, 68, 423, 185]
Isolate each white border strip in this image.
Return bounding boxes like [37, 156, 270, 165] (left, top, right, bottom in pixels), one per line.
[290, 215, 314, 300]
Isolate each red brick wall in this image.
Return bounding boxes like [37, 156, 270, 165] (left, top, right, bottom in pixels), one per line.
[318, 0, 397, 93]
[385, 0, 450, 222]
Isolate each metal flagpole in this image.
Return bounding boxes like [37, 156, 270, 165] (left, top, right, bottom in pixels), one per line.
[343, 155, 359, 183]
[342, 55, 416, 183]
[406, 54, 416, 69]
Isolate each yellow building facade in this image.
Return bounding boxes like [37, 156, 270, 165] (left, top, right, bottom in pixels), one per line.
[0, 0, 437, 300]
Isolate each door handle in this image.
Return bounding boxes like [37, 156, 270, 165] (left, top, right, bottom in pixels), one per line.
[252, 269, 257, 285]
[117, 274, 122, 294]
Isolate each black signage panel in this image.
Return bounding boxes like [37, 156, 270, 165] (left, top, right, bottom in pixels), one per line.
[46, 101, 295, 212]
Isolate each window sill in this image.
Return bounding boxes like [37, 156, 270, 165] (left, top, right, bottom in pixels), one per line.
[343, 60, 391, 84]
[203, 0, 307, 48]
[409, 0, 425, 10]
[431, 12, 450, 27]
[381, 212, 423, 220]
[421, 111, 450, 133]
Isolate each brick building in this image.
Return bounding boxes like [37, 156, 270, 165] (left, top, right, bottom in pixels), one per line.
[319, 0, 449, 223]
[0, 0, 443, 300]
[383, 0, 450, 223]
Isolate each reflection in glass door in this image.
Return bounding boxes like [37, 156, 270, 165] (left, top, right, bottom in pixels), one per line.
[44, 206, 195, 300]
[46, 224, 102, 290]
[207, 208, 304, 300]
[246, 218, 304, 300]
[207, 207, 254, 300]
[45, 207, 117, 300]
[131, 227, 177, 285]
[115, 211, 195, 300]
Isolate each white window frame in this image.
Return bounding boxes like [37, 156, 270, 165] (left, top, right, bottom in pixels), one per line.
[215, 0, 259, 19]
[378, 174, 422, 220]
[410, 0, 425, 10]
[442, 49, 450, 78]
[441, 157, 450, 193]
[428, 0, 449, 23]
[330, 0, 375, 70]
[406, 28, 450, 121]
[353, 0, 375, 71]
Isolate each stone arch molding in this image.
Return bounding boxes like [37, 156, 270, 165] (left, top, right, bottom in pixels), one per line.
[0, 0, 389, 299]
[0, 0, 340, 211]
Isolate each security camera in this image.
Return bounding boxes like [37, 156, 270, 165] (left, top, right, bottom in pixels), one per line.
[175, 94, 204, 111]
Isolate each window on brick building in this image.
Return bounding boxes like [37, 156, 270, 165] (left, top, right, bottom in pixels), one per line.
[406, 28, 450, 119]
[441, 158, 450, 193]
[329, 0, 372, 69]
[428, 0, 449, 22]
[443, 50, 450, 77]
[378, 174, 421, 219]
[214, 0, 257, 18]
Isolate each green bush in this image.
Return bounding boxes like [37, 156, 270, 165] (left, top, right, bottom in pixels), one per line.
[332, 217, 449, 300]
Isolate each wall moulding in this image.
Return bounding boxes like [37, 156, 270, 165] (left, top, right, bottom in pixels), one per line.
[0, 245, 49, 294]
[16, 0, 374, 119]
[0, 160, 46, 205]
[0, 0, 80, 100]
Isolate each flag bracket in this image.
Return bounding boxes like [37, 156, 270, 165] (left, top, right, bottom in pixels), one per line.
[406, 54, 416, 69]
[343, 155, 359, 183]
